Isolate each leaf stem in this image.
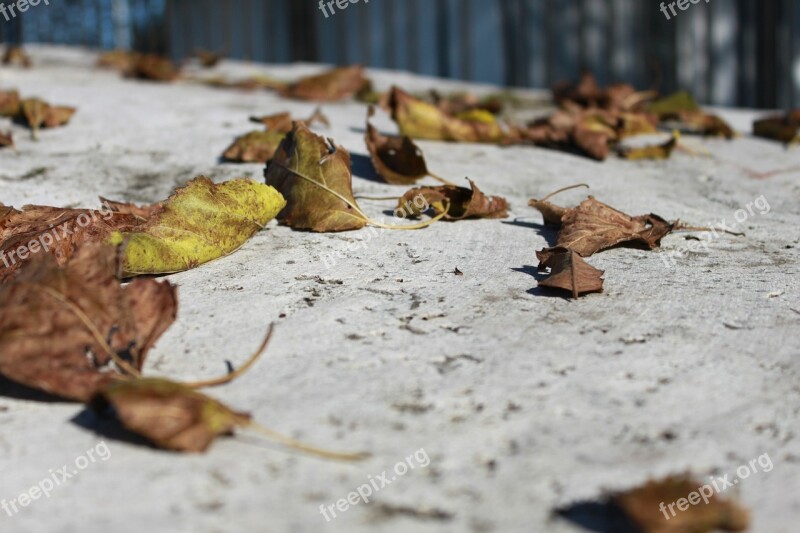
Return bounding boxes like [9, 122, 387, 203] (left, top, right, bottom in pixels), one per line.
[244, 422, 370, 462]
[541, 183, 590, 203]
[183, 324, 274, 389]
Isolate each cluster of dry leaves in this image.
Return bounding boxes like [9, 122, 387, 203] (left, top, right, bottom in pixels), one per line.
[4, 47, 796, 528]
[0, 178, 362, 459]
[527, 184, 696, 298]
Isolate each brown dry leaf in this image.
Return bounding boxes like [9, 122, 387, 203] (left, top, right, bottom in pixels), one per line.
[0, 89, 21, 117]
[43, 105, 77, 128]
[529, 195, 675, 257]
[753, 110, 800, 144]
[553, 73, 643, 112]
[0, 244, 177, 401]
[226, 108, 330, 163]
[249, 107, 329, 133]
[365, 106, 436, 185]
[20, 98, 47, 134]
[2, 46, 32, 68]
[19, 98, 77, 138]
[387, 87, 512, 143]
[536, 247, 604, 299]
[265, 122, 367, 232]
[223, 130, 288, 163]
[649, 91, 735, 138]
[429, 90, 505, 116]
[195, 48, 224, 68]
[91, 376, 368, 460]
[91, 378, 251, 453]
[250, 112, 294, 132]
[397, 179, 509, 220]
[97, 50, 137, 71]
[127, 54, 180, 82]
[619, 133, 679, 160]
[0, 204, 142, 283]
[525, 108, 622, 160]
[204, 74, 287, 92]
[612, 475, 750, 533]
[279, 65, 369, 102]
[0, 130, 13, 149]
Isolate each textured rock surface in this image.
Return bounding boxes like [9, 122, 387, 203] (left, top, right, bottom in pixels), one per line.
[1, 47, 799, 533]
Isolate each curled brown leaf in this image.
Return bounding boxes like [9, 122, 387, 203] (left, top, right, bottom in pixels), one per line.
[0, 244, 177, 401]
[397, 179, 509, 221]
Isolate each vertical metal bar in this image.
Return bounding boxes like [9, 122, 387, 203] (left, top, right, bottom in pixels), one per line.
[111, 0, 131, 49]
[581, 0, 609, 86]
[709, 0, 738, 106]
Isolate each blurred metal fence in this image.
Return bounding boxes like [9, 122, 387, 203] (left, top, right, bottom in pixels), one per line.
[0, 0, 166, 52]
[2, 0, 799, 108]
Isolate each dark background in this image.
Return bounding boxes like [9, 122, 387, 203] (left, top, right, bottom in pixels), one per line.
[1, 0, 799, 108]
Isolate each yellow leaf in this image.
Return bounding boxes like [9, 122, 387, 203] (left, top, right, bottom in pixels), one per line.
[112, 177, 286, 275]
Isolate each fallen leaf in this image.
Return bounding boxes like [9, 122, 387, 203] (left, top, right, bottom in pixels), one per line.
[279, 65, 369, 102]
[753, 110, 800, 144]
[529, 194, 675, 257]
[249, 108, 329, 132]
[2, 46, 31, 68]
[387, 86, 511, 143]
[649, 91, 734, 138]
[536, 247, 604, 298]
[612, 475, 749, 533]
[366, 106, 437, 185]
[397, 179, 509, 220]
[20, 98, 47, 134]
[97, 50, 137, 71]
[222, 130, 288, 163]
[430, 90, 505, 116]
[0, 89, 21, 117]
[0, 204, 143, 283]
[647, 90, 700, 116]
[553, 72, 642, 112]
[110, 177, 286, 276]
[204, 74, 287, 91]
[0, 244, 177, 401]
[0, 130, 13, 149]
[265, 122, 367, 232]
[19, 98, 77, 138]
[91, 378, 252, 452]
[526, 109, 616, 160]
[127, 54, 180, 82]
[195, 48, 224, 68]
[91, 376, 367, 460]
[619, 132, 679, 160]
[224, 108, 331, 163]
[0, 177, 285, 279]
[618, 112, 659, 138]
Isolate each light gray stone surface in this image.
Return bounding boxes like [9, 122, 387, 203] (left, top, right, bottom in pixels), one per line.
[1, 47, 799, 533]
